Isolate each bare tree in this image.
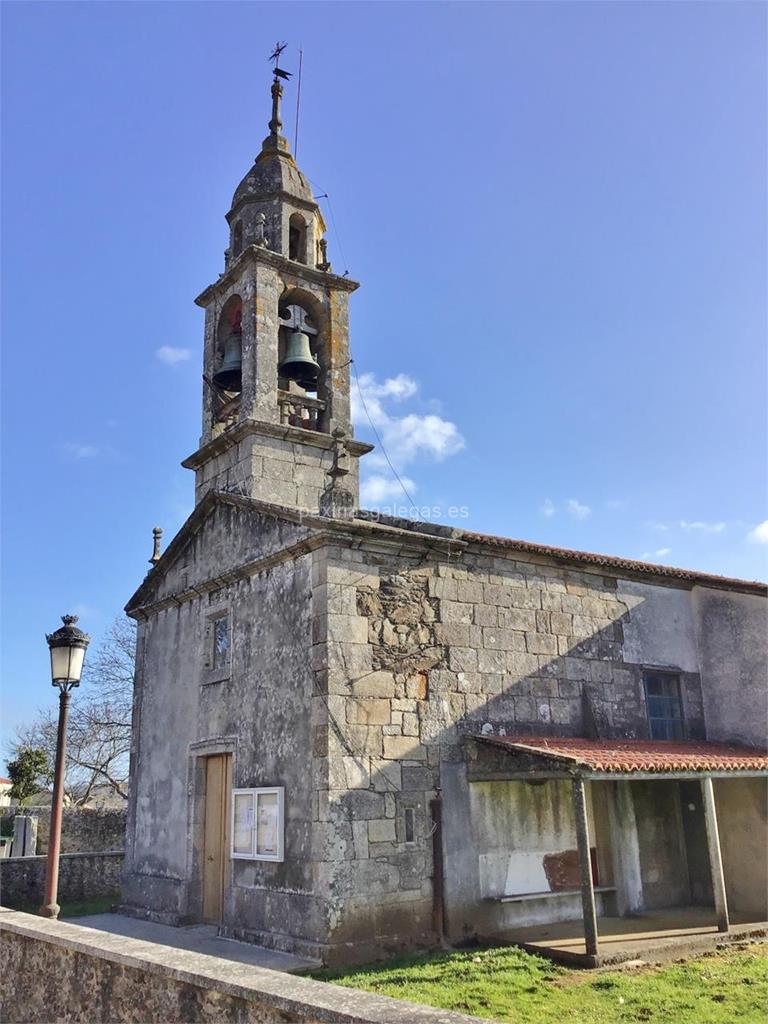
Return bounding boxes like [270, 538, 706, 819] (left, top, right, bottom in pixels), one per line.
[7, 617, 136, 806]
[79, 616, 135, 749]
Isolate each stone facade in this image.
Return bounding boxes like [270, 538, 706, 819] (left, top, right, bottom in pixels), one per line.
[305, 528, 766, 955]
[123, 73, 768, 966]
[123, 499, 328, 949]
[124, 499, 767, 962]
[184, 420, 368, 513]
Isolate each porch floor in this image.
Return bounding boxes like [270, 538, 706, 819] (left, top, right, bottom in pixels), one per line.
[64, 913, 319, 974]
[495, 907, 768, 967]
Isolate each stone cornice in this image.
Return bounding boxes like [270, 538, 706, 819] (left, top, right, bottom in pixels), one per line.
[216, 500, 767, 598]
[125, 491, 465, 618]
[354, 511, 767, 596]
[128, 533, 330, 620]
[226, 189, 321, 223]
[195, 246, 359, 307]
[181, 419, 374, 471]
[128, 489, 765, 623]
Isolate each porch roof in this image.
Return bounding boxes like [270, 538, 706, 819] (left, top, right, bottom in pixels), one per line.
[474, 735, 768, 775]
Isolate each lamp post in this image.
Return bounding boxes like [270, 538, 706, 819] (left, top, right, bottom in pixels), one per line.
[38, 614, 90, 919]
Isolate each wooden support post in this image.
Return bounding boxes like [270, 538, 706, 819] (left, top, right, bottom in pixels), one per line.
[701, 775, 729, 933]
[572, 775, 599, 957]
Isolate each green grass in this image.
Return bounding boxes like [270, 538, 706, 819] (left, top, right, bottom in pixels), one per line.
[11, 894, 119, 918]
[314, 942, 768, 1024]
[58, 894, 119, 917]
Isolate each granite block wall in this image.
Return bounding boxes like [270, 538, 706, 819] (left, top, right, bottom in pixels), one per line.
[311, 541, 710, 952]
[0, 807, 126, 856]
[1, 911, 486, 1024]
[0, 851, 123, 909]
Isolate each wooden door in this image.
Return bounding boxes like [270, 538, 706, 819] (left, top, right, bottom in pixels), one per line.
[202, 753, 231, 923]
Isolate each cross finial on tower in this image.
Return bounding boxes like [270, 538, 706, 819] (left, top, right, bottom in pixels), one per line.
[272, 41, 292, 75]
[267, 42, 293, 138]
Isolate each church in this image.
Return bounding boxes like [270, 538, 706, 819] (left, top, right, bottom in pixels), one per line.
[122, 68, 768, 967]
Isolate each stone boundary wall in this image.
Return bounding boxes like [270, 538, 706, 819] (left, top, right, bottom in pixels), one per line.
[0, 852, 123, 909]
[0, 805, 126, 855]
[0, 910, 488, 1024]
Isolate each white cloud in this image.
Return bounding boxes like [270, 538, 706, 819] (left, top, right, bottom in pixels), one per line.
[640, 548, 672, 561]
[541, 498, 556, 518]
[360, 474, 417, 505]
[352, 372, 418, 427]
[679, 519, 726, 534]
[363, 373, 418, 402]
[747, 520, 768, 545]
[62, 441, 121, 461]
[63, 443, 100, 459]
[605, 499, 624, 510]
[372, 413, 464, 468]
[156, 345, 192, 366]
[70, 603, 101, 621]
[567, 498, 591, 520]
[353, 372, 464, 506]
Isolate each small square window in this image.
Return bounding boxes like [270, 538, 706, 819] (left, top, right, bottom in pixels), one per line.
[202, 609, 231, 684]
[212, 615, 229, 671]
[643, 671, 684, 740]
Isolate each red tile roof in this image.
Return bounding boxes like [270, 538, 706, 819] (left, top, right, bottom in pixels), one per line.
[355, 508, 768, 595]
[475, 735, 768, 773]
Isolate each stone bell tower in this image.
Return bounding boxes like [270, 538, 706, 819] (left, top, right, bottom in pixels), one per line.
[182, 70, 371, 512]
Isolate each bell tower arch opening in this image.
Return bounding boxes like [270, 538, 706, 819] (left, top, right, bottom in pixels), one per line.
[211, 295, 243, 403]
[278, 288, 328, 431]
[288, 213, 308, 263]
[232, 221, 243, 258]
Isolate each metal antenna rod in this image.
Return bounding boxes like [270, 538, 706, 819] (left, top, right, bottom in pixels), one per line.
[294, 47, 303, 156]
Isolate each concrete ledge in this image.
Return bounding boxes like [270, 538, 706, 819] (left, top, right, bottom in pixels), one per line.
[499, 886, 616, 904]
[0, 909, 490, 1024]
[507, 920, 768, 969]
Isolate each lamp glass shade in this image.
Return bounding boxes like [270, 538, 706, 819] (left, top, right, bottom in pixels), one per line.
[46, 615, 90, 686]
[49, 643, 86, 685]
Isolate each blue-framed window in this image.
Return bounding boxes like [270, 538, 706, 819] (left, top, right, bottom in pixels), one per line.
[643, 671, 684, 740]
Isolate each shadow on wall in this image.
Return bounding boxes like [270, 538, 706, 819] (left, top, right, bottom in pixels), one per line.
[323, 566, 765, 947]
[342, 574, 703, 747]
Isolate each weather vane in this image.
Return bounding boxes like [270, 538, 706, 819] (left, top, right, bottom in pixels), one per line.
[269, 41, 292, 81]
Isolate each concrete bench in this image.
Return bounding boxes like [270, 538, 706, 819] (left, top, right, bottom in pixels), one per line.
[498, 886, 616, 903]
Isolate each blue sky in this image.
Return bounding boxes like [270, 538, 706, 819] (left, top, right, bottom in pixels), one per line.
[2, 1, 766, 752]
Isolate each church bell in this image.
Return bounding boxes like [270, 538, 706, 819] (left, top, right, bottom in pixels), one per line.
[278, 329, 320, 388]
[212, 328, 243, 392]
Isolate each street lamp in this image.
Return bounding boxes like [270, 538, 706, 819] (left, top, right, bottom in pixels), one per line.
[39, 614, 90, 918]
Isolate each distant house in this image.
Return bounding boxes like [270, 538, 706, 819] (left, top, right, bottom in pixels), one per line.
[0, 778, 12, 808]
